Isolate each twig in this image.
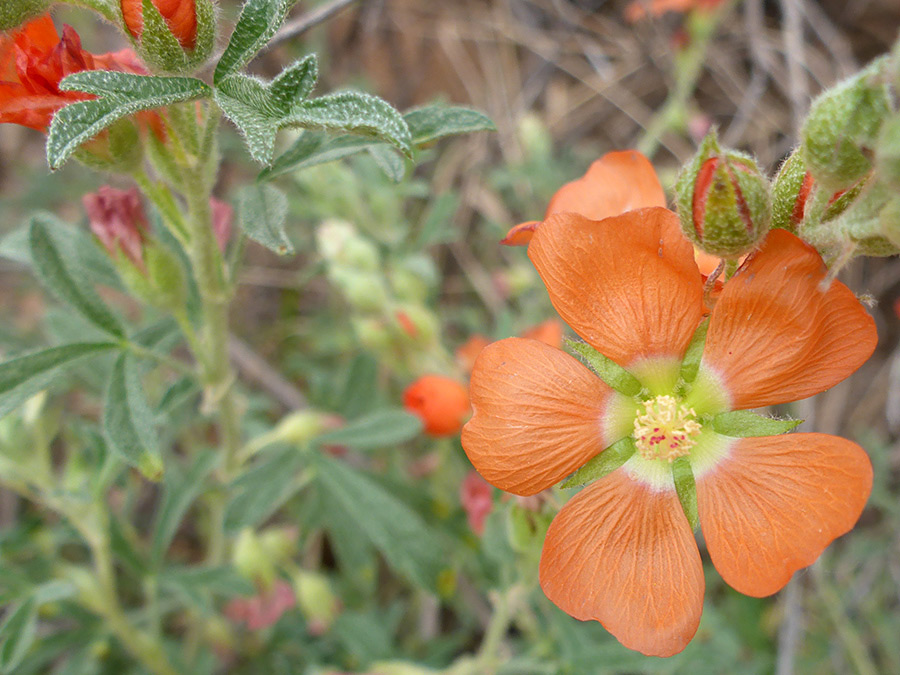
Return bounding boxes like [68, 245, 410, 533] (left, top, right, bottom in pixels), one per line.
[268, 0, 363, 50]
[776, 578, 804, 675]
[779, 0, 809, 134]
[228, 335, 308, 410]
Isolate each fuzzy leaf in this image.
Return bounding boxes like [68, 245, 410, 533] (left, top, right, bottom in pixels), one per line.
[48, 72, 211, 168]
[235, 183, 293, 254]
[672, 456, 699, 530]
[224, 445, 306, 532]
[103, 353, 164, 481]
[315, 454, 448, 591]
[561, 436, 636, 488]
[404, 104, 496, 145]
[270, 55, 319, 109]
[367, 144, 406, 182]
[565, 339, 642, 396]
[259, 132, 377, 181]
[28, 216, 125, 337]
[0, 597, 36, 673]
[0, 342, 117, 420]
[214, 0, 296, 84]
[711, 410, 804, 437]
[314, 409, 423, 451]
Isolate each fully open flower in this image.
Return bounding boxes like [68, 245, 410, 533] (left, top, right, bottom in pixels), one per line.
[462, 207, 876, 656]
[0, 14, 147, 131]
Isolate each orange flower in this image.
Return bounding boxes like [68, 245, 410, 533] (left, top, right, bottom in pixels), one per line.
[121, 0, 197, 50]
[502, 150, 666, 246]
[625, 0, 725, 22]
[0, 14, 147, 131]
[455, 320, 563, 374]
[403, 375, 470, 437]
[463, 207, 875, 656]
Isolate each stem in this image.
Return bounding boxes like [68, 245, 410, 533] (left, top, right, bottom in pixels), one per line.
[472, 586, 520, 674]
[124, 341, 195, 377]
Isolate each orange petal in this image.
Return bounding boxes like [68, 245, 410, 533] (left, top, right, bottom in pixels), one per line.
[519, 319, 563, 349]
[697, 434, 872, 597]
[702, 229, 877, 409]
[540, 470, 704, 657]
[461, 338, 614, 496]
[545, 150, 666, 220]
[529, 207, 705, 367]
[501, 221, 539, 246]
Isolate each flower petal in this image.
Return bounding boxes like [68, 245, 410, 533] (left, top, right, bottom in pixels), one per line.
[697, 434, 872, 597]
[529, 207, 705, 367]
[545, 150, 667, 220]
[500, 221, 539, 246]
[702, 229, 877, 409]
[461, 338, 614, 496]
[540, 470, 704, 657]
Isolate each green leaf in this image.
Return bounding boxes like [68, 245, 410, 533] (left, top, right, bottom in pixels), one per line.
[366, 144, 406, 182]
[711, 410, 803, 437]
[315, 454, 448, 591]
[260, 132, 377, 181]
[103, 353, 164, 481]
[159, 566, 254, 612]
[565, 339, 642, 396]
[151, 450, 218, 565]
[269, 55, 319, 107]
[679, 318, 709, 384]
[216, 75, 411, 164]
[224, 445, 307, 532]
[0, 342, 117, 420]
[672, 456, 699, 530]
[561, 436, 636, 488]
[235, 183, 293, 255]
[29, 217, 125, 338]
[415, 192, 461, 248]
[314, 409, 423, 451]
[214, 0, 296, 84]
[0, 597, 37, 673]
[48, 72, 211, 169]
[404, 104, 496, 145]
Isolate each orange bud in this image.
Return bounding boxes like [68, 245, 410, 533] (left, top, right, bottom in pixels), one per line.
[403, 375, 470, 437]
[121, 0, 197, 50]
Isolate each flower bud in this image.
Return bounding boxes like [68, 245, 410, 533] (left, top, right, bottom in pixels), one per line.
[771, 148, 814, 232]
[293, 571, 340, 635]
[329, 269, 388, 312]
[675, 132, 771, 257]
[211, 197, 233, 253]
[403, 375, 470, 437]
[83, 186, 150, 271]
[460, 471, 493, 536]
[232, 528, 276, 589]
[0, 0, 50, 32]
[120, 0, 215, 73]
[316, 220, 381, 271]
[801, 57, 892, 191]
[393, 304, 438, 344]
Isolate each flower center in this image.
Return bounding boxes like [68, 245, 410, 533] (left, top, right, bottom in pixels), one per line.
[633, 395, 702, 462]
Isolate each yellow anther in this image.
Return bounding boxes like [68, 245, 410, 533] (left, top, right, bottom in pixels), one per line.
[633, 395, 702, 462]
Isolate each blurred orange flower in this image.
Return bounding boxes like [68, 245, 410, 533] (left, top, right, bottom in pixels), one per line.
[625, 0, 725, 22]
[121, 0, 197, 50]
[455, 319, 563, 374]
[0, 14, 147, 131]
[403, 375, 470, 437]
[463, 207, 875, 656]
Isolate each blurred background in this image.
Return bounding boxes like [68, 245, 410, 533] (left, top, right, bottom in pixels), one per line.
[2, 1, 900, 673]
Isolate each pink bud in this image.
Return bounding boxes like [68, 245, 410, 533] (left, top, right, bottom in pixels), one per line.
[211, 197, 233, 253]
[460, 471, 493, 536]
[224, 580, 295, 631]
[82, 186, 149, 271]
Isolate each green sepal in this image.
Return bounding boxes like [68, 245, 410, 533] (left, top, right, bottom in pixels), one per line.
[138, 0, 190, 73]
[711, 410, 803, 437]
[565, 339, 642, 396]
[679, 318, 709, 385]
[0, 0, 51, 31]
[561, 436, 636, 489]
[672, 456, 699, 531]
[771, 147, 809, 232]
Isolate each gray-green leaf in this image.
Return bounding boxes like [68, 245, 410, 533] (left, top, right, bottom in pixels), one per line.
[103, 353, 164, 481]
[48, 71, 211, 168]
[29, 216, 125, 338]
[0, 342, 117, 420]
[214, 0, 296, 84]
[235, 183, 293, 254]
[314, 409, 423, 451]
[315, 455, 448, 591]
[224, 445, 307, 532]
[404, 104, 496, 145]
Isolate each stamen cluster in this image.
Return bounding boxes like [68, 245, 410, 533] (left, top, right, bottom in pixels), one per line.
[633, 395, 702, 462]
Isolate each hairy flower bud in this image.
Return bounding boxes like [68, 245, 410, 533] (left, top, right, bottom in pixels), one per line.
[0, 0, 50, 31]
[120, 0, 214, 73]
[675, 132, 771, 257]
[293, 571, 340, 635]
[122, 0, 197, 49]
[771, 148, 814, 232]
[403, 375, 470, 437]
[801, 57, 892, 191]
[83, 186, 150, 271]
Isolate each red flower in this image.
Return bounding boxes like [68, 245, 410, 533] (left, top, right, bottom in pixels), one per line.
[83, 186, 150, 271]
[0, 14, 147, 131]
[460, 471, 493, 535]
[463, 208, 875, 656]
[403, 375, 470, 437]
[121, 0, 197, 50]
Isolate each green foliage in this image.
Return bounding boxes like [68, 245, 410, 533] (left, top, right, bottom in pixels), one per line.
[48, 72, 211, 169]
[235, 183, 293, 254]
[0, 0, 50, 31]
[313, 409, 423, 451]
[223, 445, 307, 532]
[711, 410, 803, 437]
[103, 353, 165, 480]
[214, 0, 297, 84]
[561, 437, 636, 488]
[0, 597, 37, 673]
